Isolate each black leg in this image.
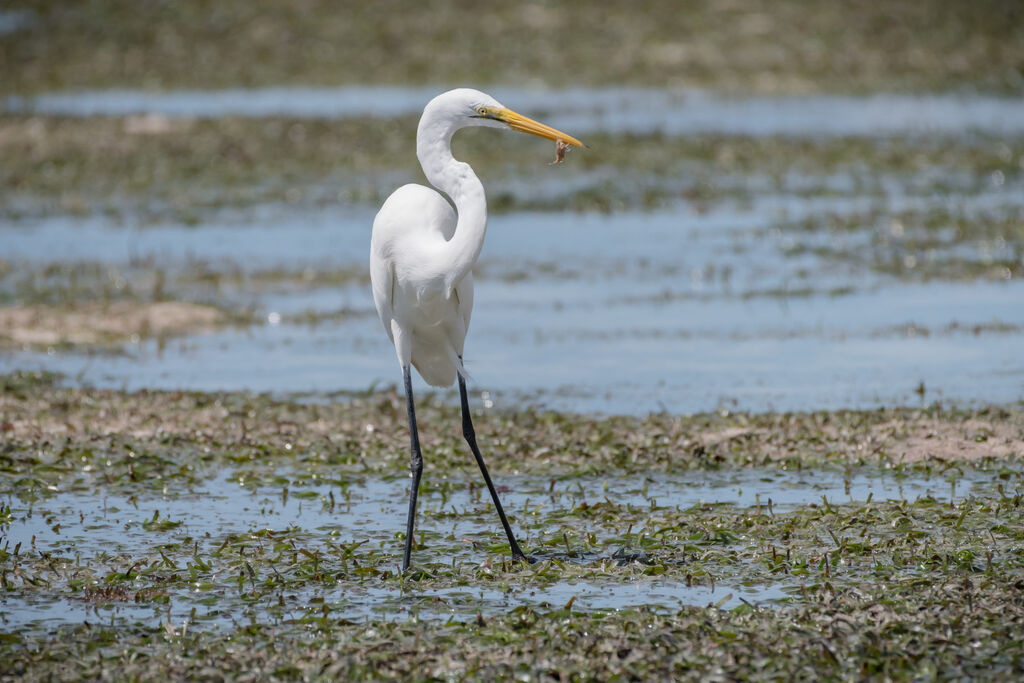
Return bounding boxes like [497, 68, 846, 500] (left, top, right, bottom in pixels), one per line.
[401, 365, 424, 573]
[458, 370, 530, 562]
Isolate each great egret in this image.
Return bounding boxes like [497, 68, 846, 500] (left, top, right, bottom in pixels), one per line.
[369, 88, 583, 571]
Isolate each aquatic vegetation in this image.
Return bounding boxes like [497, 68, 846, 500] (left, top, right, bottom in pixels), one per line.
[2, 113, 1021, 219]
[2, 0, 1022, 675]
[3, 0, 1022, 94]
[1, 374, 1022, 678]
[777, 203, 1024, 281]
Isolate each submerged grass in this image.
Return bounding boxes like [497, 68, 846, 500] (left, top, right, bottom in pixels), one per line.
[1, 372, 1023, 678]
[779, 204, 1024, 281]
[3, 587, 1024, 680]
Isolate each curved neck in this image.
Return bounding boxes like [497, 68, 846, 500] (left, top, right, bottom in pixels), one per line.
[417, 118, 487, 296]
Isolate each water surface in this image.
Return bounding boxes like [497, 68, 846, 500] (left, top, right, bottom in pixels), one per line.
[3, 197, 1022, 414]
[1, 467, 984, 633]
[2, 85, 1022, 413]
[7, 86, 1024, 137]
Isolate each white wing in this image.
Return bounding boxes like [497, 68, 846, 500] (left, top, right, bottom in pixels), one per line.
[371, 183, 474, 386]
[369, 236, 396, 345]
[370, 184, 454, 338]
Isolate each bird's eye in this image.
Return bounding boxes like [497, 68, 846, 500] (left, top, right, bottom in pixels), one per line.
[476, 106, 489, 117]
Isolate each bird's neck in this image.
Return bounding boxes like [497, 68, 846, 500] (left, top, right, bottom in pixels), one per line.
[417, 123, 487, 297]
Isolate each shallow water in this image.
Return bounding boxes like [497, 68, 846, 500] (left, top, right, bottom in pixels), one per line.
[3, 192, 1022, 414]
[3, 82, 1023, 413]
[7, 86, 1024, 137]
[0, 468, 985, 633]
[9, 283, 1019, 415]
[0, 9, 33, 35]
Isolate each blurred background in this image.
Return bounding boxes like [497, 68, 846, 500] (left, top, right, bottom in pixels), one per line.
[1, 0, 1023, 413]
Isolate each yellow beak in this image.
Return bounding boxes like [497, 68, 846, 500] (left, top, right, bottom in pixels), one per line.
[496, 108, 585, 148]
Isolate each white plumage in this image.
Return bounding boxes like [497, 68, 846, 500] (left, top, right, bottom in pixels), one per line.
[368, 88, 583, 571]
[370, 89, 499, 386]
[371, 183, 470, 386]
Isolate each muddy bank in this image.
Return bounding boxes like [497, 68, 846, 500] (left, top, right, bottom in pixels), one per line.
[0, 301, 228, 348]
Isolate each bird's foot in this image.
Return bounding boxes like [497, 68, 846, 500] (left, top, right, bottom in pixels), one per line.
[513, 551, 538, 565]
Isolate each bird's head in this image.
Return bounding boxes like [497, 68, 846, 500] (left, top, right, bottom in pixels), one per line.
[425, 88, 585, 149]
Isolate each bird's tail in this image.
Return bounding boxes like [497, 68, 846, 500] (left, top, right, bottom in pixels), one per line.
[412, 346, 470, 388]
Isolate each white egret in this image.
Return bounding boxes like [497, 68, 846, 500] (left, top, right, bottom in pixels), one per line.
[369, 88, 584, 571]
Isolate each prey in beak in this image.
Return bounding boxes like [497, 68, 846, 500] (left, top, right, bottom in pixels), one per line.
[475, 105, 585, 162]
